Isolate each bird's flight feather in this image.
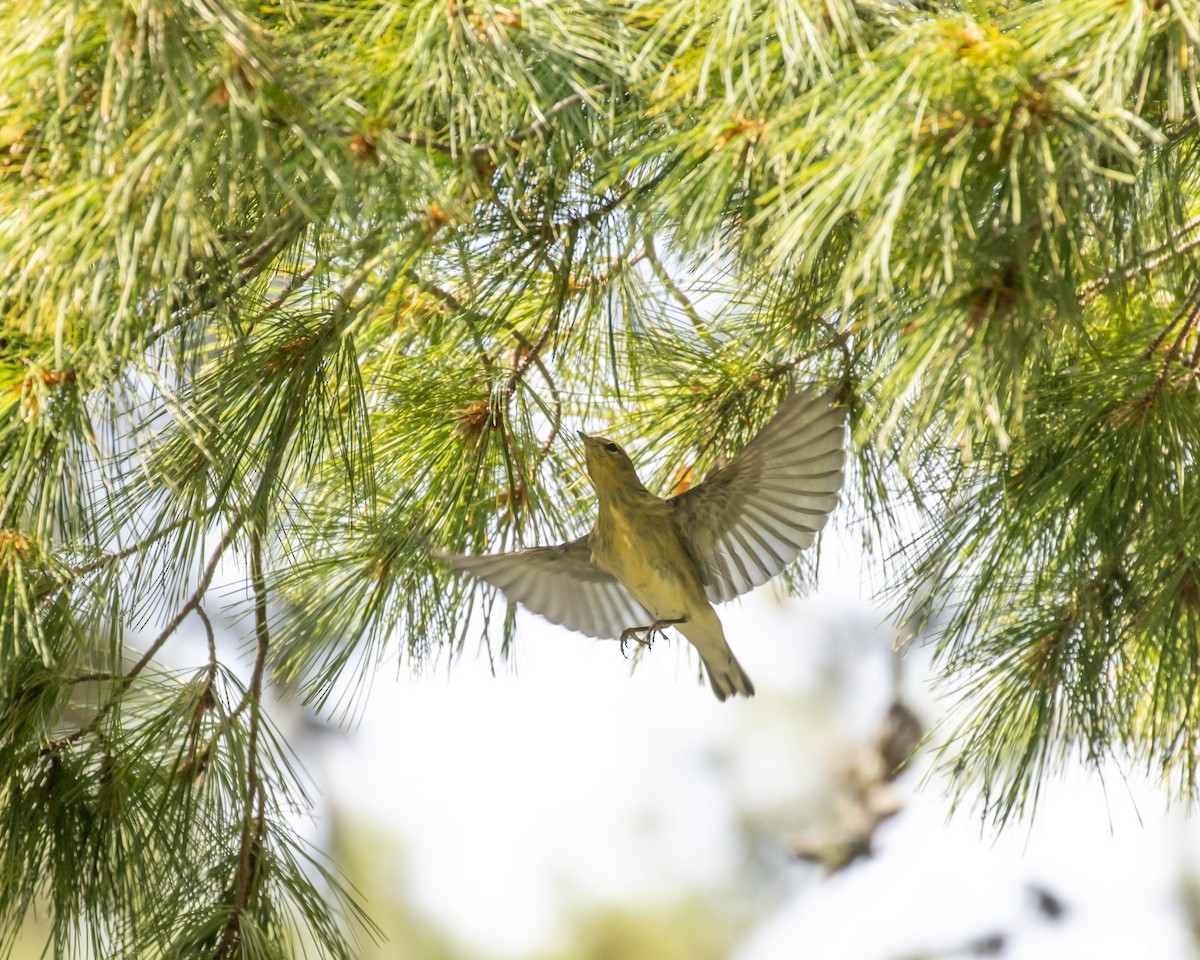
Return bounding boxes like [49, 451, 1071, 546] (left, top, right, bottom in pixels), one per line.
[669, 386, 846, 603]
[446, 537, 651, 640]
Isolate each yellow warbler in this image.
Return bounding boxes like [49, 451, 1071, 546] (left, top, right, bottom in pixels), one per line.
[446, 387, 847, 700]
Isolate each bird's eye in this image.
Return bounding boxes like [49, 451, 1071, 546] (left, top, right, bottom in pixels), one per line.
[604, 442, 619, 452]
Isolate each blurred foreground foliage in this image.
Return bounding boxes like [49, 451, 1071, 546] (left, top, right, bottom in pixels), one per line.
[3, 0, 1200, 954]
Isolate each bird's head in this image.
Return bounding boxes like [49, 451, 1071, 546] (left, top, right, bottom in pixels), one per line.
[577, 431, 644, 497]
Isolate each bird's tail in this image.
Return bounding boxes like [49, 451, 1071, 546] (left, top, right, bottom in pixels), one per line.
[679, 612, 755, 702]
[703, 648, 755, 702]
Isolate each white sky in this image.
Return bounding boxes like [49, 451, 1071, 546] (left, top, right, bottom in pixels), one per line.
[313, 574, 1200, 960]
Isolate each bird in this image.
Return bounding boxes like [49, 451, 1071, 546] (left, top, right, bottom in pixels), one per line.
[443, 387, 847, 700]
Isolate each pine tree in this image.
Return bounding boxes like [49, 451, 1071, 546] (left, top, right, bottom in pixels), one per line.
[3, 0, 1200, 954]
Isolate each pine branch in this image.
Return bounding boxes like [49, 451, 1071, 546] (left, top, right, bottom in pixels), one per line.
[480, 85, 614, 156]
[642, 235, 711, 337]
[47, 518, 245, 753]
[746, 327, 854, 389]
[69, 519, 191, 579]
[393, 84, 614, 161]
[406, 268, 562, 470]
[215, 526, 271, 959]
[1079, 214, 1200, 306]
[144, 209, 312, 350]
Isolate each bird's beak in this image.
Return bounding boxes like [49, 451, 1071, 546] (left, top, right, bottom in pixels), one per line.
[577, 430, 590, 442]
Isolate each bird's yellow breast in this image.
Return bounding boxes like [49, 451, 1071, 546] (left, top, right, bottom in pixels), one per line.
[591, 495, 707, 622]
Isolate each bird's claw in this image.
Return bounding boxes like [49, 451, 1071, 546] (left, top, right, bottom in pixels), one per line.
[619, 627, 651, 658]
[619, 619, 683, 658]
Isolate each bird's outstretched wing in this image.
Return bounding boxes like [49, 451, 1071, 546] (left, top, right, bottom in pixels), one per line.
[443, 536, 652, 640]
[669, 387, 847, 604]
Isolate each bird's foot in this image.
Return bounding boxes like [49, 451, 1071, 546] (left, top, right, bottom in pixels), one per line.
[618, 628, 647, 657]
[619, 618, 684, 658]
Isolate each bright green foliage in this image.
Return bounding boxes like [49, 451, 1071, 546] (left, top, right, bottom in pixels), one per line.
[2, 0, 1200, 953]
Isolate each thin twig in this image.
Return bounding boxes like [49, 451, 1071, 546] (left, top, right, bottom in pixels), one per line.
[554, 186, 636, 237]
[394, 131, 456, 154]
[565, 249, 648, 293]
[1142, 285, 1200, 405]
[177, 603, 220, 779]
[746, 328, 853, 387]
[528, 359, 562, 475]
[1079, 214, 1200, 306]
[642, 235, 710, 336]
[195, 603, 218, 686]
[127, 519, 244, 682]
[215, 527, 271, 959]
[69, 518, 190, 579]
[404, 271, 492, 366]
[505, 319, 556, 395]
[1161, 301, 1200, 373]
[145, 211, 309, 350]
[1144, 283, 1200, 359]
[408, 270, 561, 462]
[473, 85, 613, 158]
[252, 263, 318, 327]
[236, 227, 296, 273]
[46, 518, 245, 752]
[409, 270, 563, 529]
[393, 85, 614, 161]
[65, 672, 118, 684]
[1188, 328, 1200, 371]
[500, 323, 563, 477]
[495, 316, 560, 537]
